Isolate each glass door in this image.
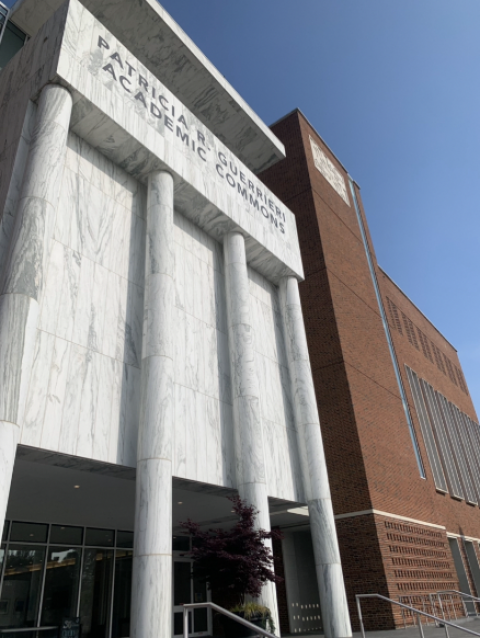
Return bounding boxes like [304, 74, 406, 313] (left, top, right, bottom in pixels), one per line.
[172, 558, 210, 638]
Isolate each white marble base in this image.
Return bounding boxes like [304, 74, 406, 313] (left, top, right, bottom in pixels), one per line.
[131, 554, 172, 638]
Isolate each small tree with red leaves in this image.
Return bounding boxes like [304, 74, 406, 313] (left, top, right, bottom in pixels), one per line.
[180, 495, 283, 607]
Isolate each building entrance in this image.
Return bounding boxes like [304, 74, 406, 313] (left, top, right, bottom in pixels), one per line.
[172, 537, 211, 638]
[0, 521, 133, 638]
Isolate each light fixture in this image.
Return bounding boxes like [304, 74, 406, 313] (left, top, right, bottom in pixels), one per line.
[29, 533, 34, 537]
[178, 501, 183, 505]
[74, 485, 80, 489]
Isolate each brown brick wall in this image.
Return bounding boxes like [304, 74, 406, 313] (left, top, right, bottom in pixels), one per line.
[260, 109, 480, 629]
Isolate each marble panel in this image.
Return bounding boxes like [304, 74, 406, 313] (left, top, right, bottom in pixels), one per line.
[56, 246, 81, 342]
[41, 337, 71, 452]
[173, 384, 187, 479]
[109, 204, 130, 279]
[58, 343, 87, 456]
[172, 307, 186, 388]
[38, 239, 64, 335]
[184, 313, 196, 391]
[183, 249, 194, 317]
[76, 349, 98, 458]
[204, 325, 219, 400]
[22, 329, 55, 448]
[205, 263, 216, 328]
[92, 353, 115, 461]
[173, 242, 185, 311]
[182, 386, 196, 482]
[193, 318, 205, 394]
[192, 254, 204, 322]
[72, 254, 95, 348]
[103, 270, 121, 359]
[195, 391, 207, 482]
[55, 166, 77, 247]
[205, 396, 222, 486]
[108, 358, 124, 465]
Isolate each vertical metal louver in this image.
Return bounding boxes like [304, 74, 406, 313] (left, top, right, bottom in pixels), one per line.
[437, 394, 477, 505]
[455, 409, 480, 504]
[402, 312, 419, 350]
[444, 356, 458, 386]
[420, 379, 464, 500]
[405, 366, 447, 492]
[431, 342, 447, 375]
[386, 297, 403, 334]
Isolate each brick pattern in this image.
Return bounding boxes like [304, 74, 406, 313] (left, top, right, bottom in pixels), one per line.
[259, 109, 480, 629]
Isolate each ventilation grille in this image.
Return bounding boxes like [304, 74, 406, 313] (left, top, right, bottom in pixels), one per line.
[385, 297, 468, 395]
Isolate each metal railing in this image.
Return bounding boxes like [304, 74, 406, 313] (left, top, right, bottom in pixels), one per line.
[398, 592, 478, 627]
[182, 602, 277, 638]
[437, 591, 480, 618]
[356, 593, 480, 638]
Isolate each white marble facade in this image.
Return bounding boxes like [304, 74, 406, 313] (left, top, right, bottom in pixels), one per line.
[0, 1, 352, 636]
[12, 130, 301, 502]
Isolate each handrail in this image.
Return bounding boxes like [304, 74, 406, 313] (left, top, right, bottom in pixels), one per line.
[356, 593, 480, 638]
[182, 602, 278, 638]
[438, 590, 480, 604]
[436, 590, 480, 619]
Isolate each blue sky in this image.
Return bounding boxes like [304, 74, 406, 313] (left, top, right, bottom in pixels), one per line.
[6, 0, 480, 413]
[151, 0, 480, 412]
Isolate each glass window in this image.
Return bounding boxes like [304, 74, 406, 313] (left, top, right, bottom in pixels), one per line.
[10, 522, 48, 544]
[0, 21, 26, 72]
[115, 532, 133, 549]
[173, 536, 190, 552]
[80, 549, 114, 638]
[50, 525, 83, 546]
[40, 547, 81, 627]
[2, 521, 9, 543]
[174, 562, 191, 606]
[0, 545, 46, 628]
[85, 528, 114, 547]
[111, 550, 132, 638]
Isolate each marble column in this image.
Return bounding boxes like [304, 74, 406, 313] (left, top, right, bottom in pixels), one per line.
[224, 231, 279, 628]
[132, 170, 174, 638]
[0, 84, 72, 531]
[279, 277, 352, 638]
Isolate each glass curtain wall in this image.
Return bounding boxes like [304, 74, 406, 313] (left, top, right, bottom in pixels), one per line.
[0, 521, 133, 638]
